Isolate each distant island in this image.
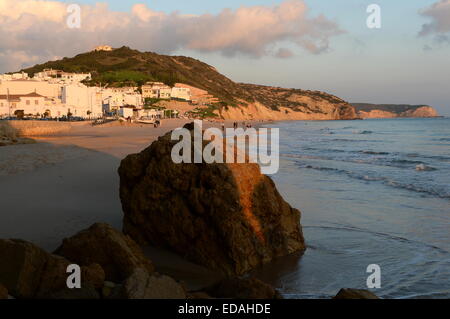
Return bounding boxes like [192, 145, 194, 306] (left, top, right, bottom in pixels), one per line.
[352, 103, 439, 119]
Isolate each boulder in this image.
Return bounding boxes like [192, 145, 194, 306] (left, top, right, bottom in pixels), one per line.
[0, 239, 104, 298]
[333, 288, 380, 299]
[119, 124, 305, 276]
[0, 284, 8, 299]
[54, 223, 154, 282]
[121, 268, 186, 299]
[205, 277, 281, 299]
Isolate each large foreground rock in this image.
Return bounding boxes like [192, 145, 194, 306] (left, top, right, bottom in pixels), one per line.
[55, 223, 154, 282]
[333, 288, 380, 299]
[0, 239, 104, 298]
[119, 124, 305, 276]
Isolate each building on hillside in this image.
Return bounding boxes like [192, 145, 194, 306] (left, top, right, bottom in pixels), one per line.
[142, 82, 172, 99]
[33, 69, 91, 84]
[93, 45, 113, 52]
[174, 83, 218, 105]
[101, 88, 143, 114]
[0, 72, 29, 81]
[171, 87, 191, 101]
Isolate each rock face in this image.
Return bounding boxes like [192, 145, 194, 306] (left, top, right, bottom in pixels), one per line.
[205, 277, 281, 299]
[0, 239, 105, 298]
[333, 288, 380, 299]
[54, 223, 154, 282]
[119, 125, 305, 276]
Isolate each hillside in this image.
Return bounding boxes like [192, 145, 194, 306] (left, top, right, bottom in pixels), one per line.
[20, 46, 358, 120]
[352, 103, 439, 119]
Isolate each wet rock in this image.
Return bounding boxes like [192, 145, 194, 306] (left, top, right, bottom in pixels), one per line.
[333, 288, 380, 299]
[0, 239, 104, 298]
[119, 126, 305, 276]
[121, 268, 186, 299]
[55, 223, 154, 282]
[205, 277, 281, 299]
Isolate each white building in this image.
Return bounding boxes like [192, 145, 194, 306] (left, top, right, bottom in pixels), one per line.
[0, 92, 68, 118]
[142, 82, 172, 99]
[101, 88, 143, 113]
[93, 45, 113, 52]
[0, 72, 29, 81]
[62, 84, 103, 118]
[33, 69, 91, 85]
[171, 87, 191, 101]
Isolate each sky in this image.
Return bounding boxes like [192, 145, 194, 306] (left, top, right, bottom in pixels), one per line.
[1, 0, 449, 115]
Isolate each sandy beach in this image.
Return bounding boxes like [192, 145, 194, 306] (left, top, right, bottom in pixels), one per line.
[0, 118, 265, 289]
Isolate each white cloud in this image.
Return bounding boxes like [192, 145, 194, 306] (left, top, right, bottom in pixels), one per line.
[0, 0, 343, 72]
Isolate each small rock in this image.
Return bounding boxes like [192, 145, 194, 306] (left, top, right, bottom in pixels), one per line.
[333, 288, 380, 299]
[82, 263, 105, 289]
[55, 223, 154, 282]
[101, 281, 117, 298]
[205, 277, 281, 299]
[122, 268, 186, 299]
[0, 284, 8, 299]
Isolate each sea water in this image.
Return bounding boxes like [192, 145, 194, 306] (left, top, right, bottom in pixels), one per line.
[252, 118, 450, 299]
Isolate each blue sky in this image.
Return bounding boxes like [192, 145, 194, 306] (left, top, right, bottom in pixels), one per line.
[6, 0, 450, 114]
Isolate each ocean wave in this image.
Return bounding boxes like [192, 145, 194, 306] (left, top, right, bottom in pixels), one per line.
[416, 164, 437, 171]
[359, 150, 390, 155]
[300, 164, 449, 199]
[353, 130, 373, 135]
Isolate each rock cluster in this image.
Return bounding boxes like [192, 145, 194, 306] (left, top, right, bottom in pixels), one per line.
[0, 224, 186, 299]
[119, 124, 305, 276]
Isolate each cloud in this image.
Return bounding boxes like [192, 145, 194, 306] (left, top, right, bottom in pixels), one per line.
[0, 0, 343, 72]
[419, 0, 450, 41]
[275, 48, 294, 58]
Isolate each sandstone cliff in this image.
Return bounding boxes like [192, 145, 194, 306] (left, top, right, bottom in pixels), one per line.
[353, 103, 439, 119]
[221, 84, 358, 121]
[118, 124, 305, 276]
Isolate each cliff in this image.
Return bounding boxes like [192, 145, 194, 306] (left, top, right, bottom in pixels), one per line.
[352, 103, 439, 119]
[20, 47, 358, 121]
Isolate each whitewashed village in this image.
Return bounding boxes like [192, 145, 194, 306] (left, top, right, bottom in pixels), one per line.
[0, 46, 219, 124]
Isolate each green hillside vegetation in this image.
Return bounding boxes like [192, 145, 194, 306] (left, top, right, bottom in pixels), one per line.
[20, 46, 253, 106]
